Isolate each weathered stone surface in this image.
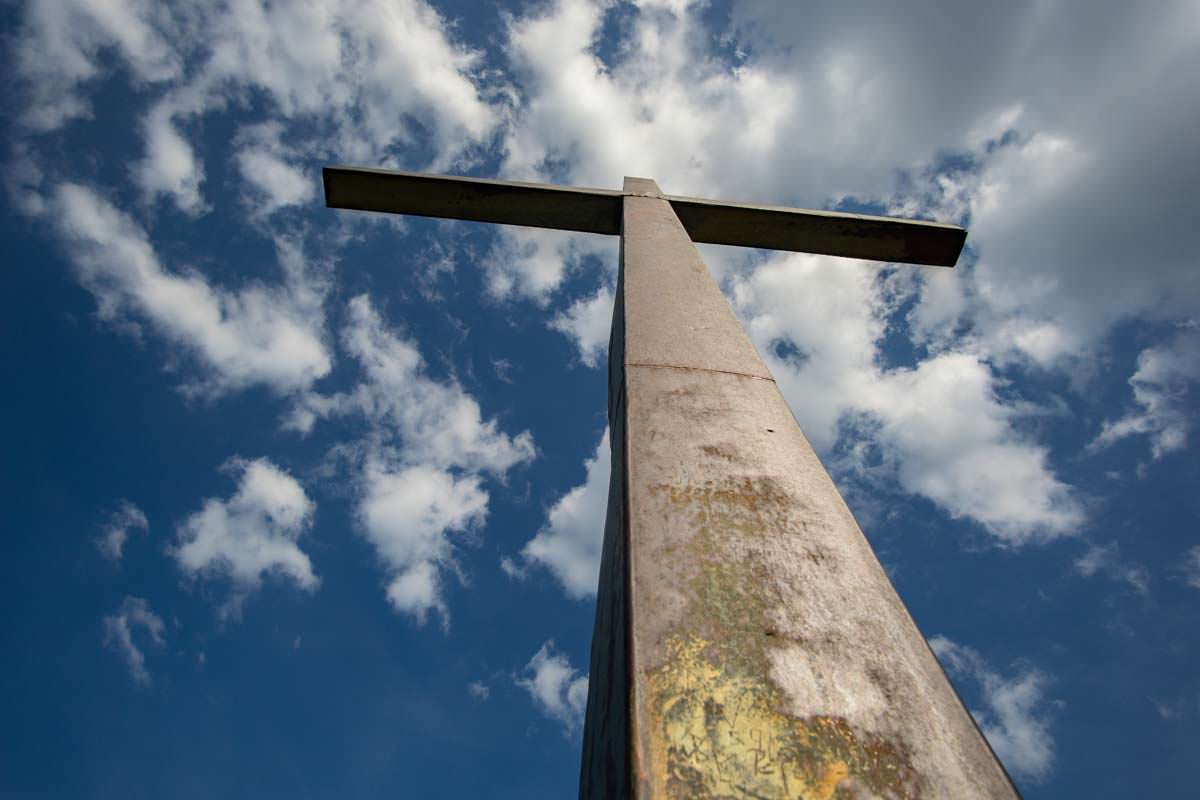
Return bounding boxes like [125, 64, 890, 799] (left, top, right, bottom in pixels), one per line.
[581, 180, 1017, 798]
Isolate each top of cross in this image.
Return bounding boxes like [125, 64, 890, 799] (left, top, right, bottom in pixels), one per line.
[323, 166, 966, 267]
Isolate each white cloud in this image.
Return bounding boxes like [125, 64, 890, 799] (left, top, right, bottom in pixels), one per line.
[96, 500, 149, 562]
[295, 295, 535, 473]
[237, 150, 312, 212]
[1074, 543, 1150, 595]
[467, 680, 490, 701]
[49, 183, 331, 397]
[234, 122, 315, 214]
[491, 0, 1095, 544]
[359, 464, 488, 629]
[732, 252, 1081, 544]
[930, 636, 1057, 784]
[132, 95, 209, 215]
[1092, 329, 1200, 460]
[517, 640, 589, 734]
[102, 596, 165, 685]
[173, 457, 318, 616]
[15, 0, 182, 131]
[204, 0, 497, 160]
[484, 227, 615, 305]
[291, 295, 535, 625]
[517, 429, 609, 597]
[869, 354, 1081, 542]
[494, 0, 1200, 547]
[501, 0, 798, 201]
[549, 286, 613, 368]
[15, 0, 502, 244]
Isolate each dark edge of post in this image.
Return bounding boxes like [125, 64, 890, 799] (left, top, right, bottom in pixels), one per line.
[668, 195, 966, 267]
[323, 165, 623, 236]
[579, 206, 634, 800]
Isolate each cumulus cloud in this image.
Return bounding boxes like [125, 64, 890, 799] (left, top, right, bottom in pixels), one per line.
[15, 0, 500, 217]
[14, 0, 1197, 634]
[173, 457, 318, 617]
[294, 295, 536, 472]
[515, 429, 609, 597]
[501, 0, 798, 201]
[208, 0, 496, 160]
[549, 286, 614, 368]
[291, 295, 535, 625]
[102, 596, 165, 685]
[868, 354, 1081, 541]
[14, 0, 181, 132]
[484, 227, 615, 305]
[132, 94, 210, 215]
[467, 680, 490, 701]
[930, 636, 1057, 784]
[489, 0, 1200, 547]
[234, 123, 314, 215]
[517, 640, 589, 734]
[48, 183, 331, 397]
[731, 252, 1081, 543]
[96, 500, 150, 562]
[495, 0, 1092, 544]
[358, 464, 488, 628]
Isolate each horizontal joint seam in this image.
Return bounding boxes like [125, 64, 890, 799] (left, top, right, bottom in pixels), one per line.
[624, 361, 775, 382]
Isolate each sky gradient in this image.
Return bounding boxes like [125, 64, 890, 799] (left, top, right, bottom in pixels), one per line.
[3, 1, 1199, 797]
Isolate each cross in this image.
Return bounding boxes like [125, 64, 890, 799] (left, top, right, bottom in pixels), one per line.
[323, 167, 1019, 799]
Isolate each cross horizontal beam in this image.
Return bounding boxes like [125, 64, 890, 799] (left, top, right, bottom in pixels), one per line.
[323, 166, 966, 267]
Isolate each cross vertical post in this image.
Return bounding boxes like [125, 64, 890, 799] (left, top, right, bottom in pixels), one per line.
[582, 176, 1017, 798]
[322, 166, 1019, 798]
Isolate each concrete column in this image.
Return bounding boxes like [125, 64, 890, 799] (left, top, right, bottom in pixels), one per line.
[580, 178, 1019, 798]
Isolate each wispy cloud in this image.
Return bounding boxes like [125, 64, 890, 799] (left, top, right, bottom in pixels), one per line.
[733, 253, 1083, 544]
[47, 183, 331, 398]
[289, 295, 535, 627]
[96, 500, 149, 562]
[549, 286, 614, 368]
[513, 428, 609, 598]
[1179, 546, 1200, 591]
[1092, 328, 1200, 461]
[1074, 542, 1150, 595]
[102, 596, 165, 685]
[516, 640, 588, 735]
[930, 635, 1058, 784]
[173, 457, 318, 618]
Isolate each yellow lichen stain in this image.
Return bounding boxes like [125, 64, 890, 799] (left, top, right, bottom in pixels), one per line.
[816, 761, 850, 797]
[647, 635, 919, 799]
[642, 476, 919, 797]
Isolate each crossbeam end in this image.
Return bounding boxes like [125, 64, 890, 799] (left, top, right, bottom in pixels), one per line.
[323, 166, 623, 236]
[668, 195, 966, 267]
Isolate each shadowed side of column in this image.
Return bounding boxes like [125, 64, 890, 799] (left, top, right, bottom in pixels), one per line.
[579, 230, 633, 799]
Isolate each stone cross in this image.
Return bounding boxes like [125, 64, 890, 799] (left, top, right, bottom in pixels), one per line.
[323, 166, 1019, 799]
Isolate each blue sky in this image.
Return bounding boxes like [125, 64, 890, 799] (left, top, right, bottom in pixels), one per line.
[2, 0, 1198, 796]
